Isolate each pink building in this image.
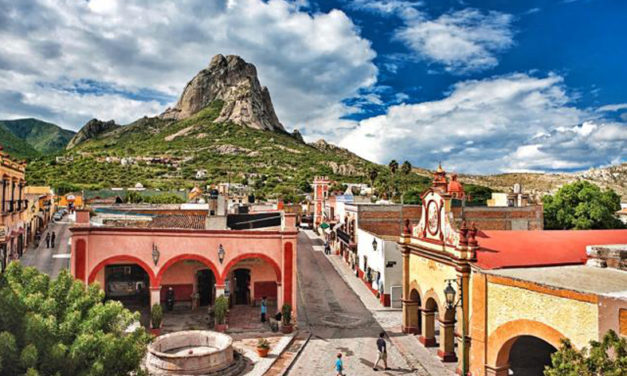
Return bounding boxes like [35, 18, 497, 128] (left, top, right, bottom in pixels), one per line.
[70, 209, 297, 317]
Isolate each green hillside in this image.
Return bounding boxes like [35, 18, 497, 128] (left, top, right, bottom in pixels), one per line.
[27, 101, 416, 199]
[0, 118, 76, 157]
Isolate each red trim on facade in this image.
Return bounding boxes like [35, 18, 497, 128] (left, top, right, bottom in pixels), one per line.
[87, 255, 157, 286]
[74, 239, 86, 281]
[283, 242, 293, 306]
[156, 254, 221, 285]
[220, 252, 282, 283]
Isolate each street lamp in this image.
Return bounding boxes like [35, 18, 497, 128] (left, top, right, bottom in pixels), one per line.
[444, 280, 456, 309]
[372, 238, 378, 251]
[218, 244, 225, 264]
[444, 278, 467, 375]
[152, 243, 160, 266]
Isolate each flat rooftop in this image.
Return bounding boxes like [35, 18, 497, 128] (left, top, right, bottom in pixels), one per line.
[486, 265, 627, 298]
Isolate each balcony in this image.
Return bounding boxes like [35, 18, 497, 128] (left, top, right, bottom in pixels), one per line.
[337, 228, 351, 245]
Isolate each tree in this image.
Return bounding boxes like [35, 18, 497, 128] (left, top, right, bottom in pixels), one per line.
[368, 168, 378, 190]
[544, 330, 627, 376]
[401, 161, 412, 175]
[0, 263, 150, 376]
[465, 185, 493, 206]
[388, 160, 399, 175]
[542, 181, 623, 230]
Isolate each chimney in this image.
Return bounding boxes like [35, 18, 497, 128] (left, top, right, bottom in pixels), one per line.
[75, 209, 91, 225]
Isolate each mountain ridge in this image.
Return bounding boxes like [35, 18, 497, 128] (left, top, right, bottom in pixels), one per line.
[0, 118, 75, 158]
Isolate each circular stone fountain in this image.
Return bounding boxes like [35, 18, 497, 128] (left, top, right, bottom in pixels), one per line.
[146, 330, 247, 375]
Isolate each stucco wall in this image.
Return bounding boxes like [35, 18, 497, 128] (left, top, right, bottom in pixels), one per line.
[487, 282, 598, 349]
[161, 260, 204, 284]
[408, 253, 458, 314]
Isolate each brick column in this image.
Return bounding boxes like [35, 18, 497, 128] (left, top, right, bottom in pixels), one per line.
[402, 301, 420, 334]
[419, 310, 437, 347]
[438, 319, 458, 362]
[401, 246, 411, 332]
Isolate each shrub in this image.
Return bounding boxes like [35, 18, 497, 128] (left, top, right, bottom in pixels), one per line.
[151, 304, 163, 329]
[281, 303, 292, 326]
[214, 296, 229, 325]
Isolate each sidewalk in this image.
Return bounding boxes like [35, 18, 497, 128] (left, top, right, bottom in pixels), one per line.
[326, 251, 456, 376]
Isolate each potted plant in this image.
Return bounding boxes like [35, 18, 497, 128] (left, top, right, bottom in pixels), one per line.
[214, 295, 229, 332]
[150, 303, 163, 336]
[256, 338, 270, 357]
[281, 303, 293, 334]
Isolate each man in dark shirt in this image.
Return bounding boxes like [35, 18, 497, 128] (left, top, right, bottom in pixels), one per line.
[373, 332, 389, 371]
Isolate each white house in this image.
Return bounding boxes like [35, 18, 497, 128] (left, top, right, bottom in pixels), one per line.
[356, 228, 403, 307]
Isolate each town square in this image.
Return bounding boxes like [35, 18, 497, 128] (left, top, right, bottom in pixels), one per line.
[1, 1, 626, 375]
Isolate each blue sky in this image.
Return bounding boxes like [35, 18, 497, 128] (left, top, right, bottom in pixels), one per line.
[0, 0, 625, 173]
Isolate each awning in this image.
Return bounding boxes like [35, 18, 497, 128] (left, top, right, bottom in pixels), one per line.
[320, 222, 330, 229]
[324, 228, 332, 234]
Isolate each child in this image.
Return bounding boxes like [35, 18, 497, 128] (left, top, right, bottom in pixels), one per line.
[335, 353, 344, 376]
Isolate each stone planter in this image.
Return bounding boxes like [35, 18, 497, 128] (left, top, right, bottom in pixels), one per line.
[215, 323, 228, 332]
[256, 347, 269, 358]
[281, 324, 293, 334]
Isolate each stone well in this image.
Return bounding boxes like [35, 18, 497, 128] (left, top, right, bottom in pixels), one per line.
[146, 330, 235, 375]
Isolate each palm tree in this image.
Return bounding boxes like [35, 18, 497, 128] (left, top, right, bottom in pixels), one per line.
[369, 168, 378, 195]
[401, 160, 412, 175]
[388, 160, 399, 174]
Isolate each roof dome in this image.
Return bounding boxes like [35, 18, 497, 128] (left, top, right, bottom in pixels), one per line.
[447, 174, 465, 198]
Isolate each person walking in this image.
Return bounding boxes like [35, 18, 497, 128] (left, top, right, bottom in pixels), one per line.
[51, 231, 56, 248]
[45, 232, 51, 248]
[373, 332, 389, 371]
[260, 296, 267, 322]
[335, 353, 344, 376]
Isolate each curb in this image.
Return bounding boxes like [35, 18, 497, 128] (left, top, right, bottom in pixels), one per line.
[280, 332, 312, 376]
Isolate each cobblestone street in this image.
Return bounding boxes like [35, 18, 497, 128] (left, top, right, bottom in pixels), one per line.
[291, 231, 419, 375]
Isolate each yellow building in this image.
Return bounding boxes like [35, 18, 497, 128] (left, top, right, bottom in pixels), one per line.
[58, 193, 83, 210]
[400, 168, 627, 376]
[0, 146, 28, 272]
[24, 186, 55, 245]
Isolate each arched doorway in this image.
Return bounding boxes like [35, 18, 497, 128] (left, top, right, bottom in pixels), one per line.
[197, 269, 215, 306]
[508, 336, 557, 375]
[222, 254, 282, 329]
[104, 264, 150, 311]
[405, 289, 422, 335]
[231, 268, 251, 305]
[420, 297, 439, 347]
[159, 259, 216, 309]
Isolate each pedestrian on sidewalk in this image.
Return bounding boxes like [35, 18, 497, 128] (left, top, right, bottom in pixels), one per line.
[51, 231, 56, 248]
[45, 232, 51, 248]
[260, 296, 267, 322]
[335, 353, 344, 376]
[325, 241, 331, 255]
[373, 332, 390, 371]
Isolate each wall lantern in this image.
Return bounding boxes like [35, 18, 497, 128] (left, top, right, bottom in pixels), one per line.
[218, 244, 225, 264]
[372, 238, 378, 251]
[444, 279, 457, 310]
[385, 261, 397, 268]
[152, 243, 160, 266]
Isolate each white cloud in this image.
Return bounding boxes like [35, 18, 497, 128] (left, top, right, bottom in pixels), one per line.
[395, 9, 515, 73]
[339, 73, 627, 173]
[0, 0, 377, 133]
[597, 103, 627, 112]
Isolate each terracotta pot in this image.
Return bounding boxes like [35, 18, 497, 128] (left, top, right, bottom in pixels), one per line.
[150, 327, 161, 337]
[281, 324, 293, 334]
[215, 323, 228, 332]
[256, 347, 269, 357]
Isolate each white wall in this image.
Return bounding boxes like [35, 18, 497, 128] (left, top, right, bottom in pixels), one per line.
[356, 229, 402, 295]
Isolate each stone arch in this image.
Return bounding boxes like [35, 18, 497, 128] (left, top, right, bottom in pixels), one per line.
[220, 252, 282, 284]
[88, 255, 157, 286]
[488, 319, 565, 368]
[423, 288, 443, 315]
[408, 279, 424, 302]
[156, 254, 221, 286]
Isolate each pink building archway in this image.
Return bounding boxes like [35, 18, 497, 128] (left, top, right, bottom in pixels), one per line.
[87, 255, 157, 286]
[157, 254, 222, 286]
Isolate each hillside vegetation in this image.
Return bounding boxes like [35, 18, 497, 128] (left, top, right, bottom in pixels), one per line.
[26, 101, 378, 198]
[0, 118, 75, 158]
